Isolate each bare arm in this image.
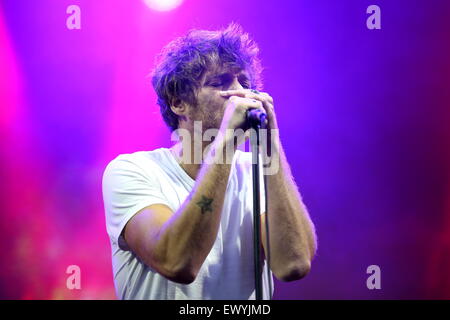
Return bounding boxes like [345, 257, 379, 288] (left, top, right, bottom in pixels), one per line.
[219, 88, 317, 282]
[124, 137, 234, 284]
[261, 142, 317, 282]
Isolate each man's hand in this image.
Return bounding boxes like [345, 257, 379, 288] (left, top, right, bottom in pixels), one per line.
[219, 93, 266, 132]
[220, 89, 280, 155]
[220, 89, 278, 131]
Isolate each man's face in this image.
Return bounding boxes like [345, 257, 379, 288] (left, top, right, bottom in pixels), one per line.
[188, 66, 251, 131]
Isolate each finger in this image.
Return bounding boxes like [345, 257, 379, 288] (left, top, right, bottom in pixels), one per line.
[231, 96, 264, 112]
[228, 95, 262, 107]
[219, 89, 247, 96]
[221, 89, 270, 105]
[220, 89, 268, 96]
[259, 92, 274, 105]
[247, 98, 266, 113]
[247, 94, 273, 113]
[222, 90, 275, 118]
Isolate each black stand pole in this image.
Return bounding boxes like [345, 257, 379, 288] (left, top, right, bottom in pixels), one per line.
[250, 125, 263, 300]
[248, 110, 269, 300]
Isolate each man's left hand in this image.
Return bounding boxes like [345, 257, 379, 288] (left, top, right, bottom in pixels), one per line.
[219, 89, 278, 131]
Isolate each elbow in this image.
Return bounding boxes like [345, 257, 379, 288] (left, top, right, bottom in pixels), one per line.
[275, 259, 311, 282]
[169, 267, 198, 284]
[161, 262, 199, 285]
[140, 246, 200, 284]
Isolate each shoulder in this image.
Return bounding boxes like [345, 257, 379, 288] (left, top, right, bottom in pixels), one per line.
[105, 148, 169, 170]
[102, 148, 168, 183]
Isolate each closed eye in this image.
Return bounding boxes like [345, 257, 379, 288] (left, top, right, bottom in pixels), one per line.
[206, 73, 251, 89]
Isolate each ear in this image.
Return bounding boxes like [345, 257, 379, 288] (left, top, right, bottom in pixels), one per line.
[170, 98, 188, 119]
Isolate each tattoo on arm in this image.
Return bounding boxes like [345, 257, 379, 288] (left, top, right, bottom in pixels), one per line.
[196, 195, 214, 214]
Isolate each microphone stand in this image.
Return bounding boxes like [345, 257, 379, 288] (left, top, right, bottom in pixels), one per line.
[248, 113, 269, 300]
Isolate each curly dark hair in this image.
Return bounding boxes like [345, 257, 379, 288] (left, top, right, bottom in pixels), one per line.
[151, 22, 264, 132]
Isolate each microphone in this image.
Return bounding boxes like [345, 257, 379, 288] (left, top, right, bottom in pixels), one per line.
[246, 109, 268, 128]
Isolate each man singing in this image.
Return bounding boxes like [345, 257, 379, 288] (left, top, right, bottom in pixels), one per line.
[102, 23, 317, 300]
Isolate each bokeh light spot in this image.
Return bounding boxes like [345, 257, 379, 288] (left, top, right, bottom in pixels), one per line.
[143, 0, 183, 12]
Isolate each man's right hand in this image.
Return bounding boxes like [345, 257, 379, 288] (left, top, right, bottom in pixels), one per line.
[219, 95, 265, 132]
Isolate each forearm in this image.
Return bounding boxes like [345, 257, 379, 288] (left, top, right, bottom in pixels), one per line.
[265, 143, 317, 276]
[157, 137, 235, 275]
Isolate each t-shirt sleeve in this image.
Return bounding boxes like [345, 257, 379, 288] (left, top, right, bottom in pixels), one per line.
[102, 156, 171, 250]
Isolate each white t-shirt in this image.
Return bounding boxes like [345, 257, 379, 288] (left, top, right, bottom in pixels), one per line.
[102, 147, 273, 300]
